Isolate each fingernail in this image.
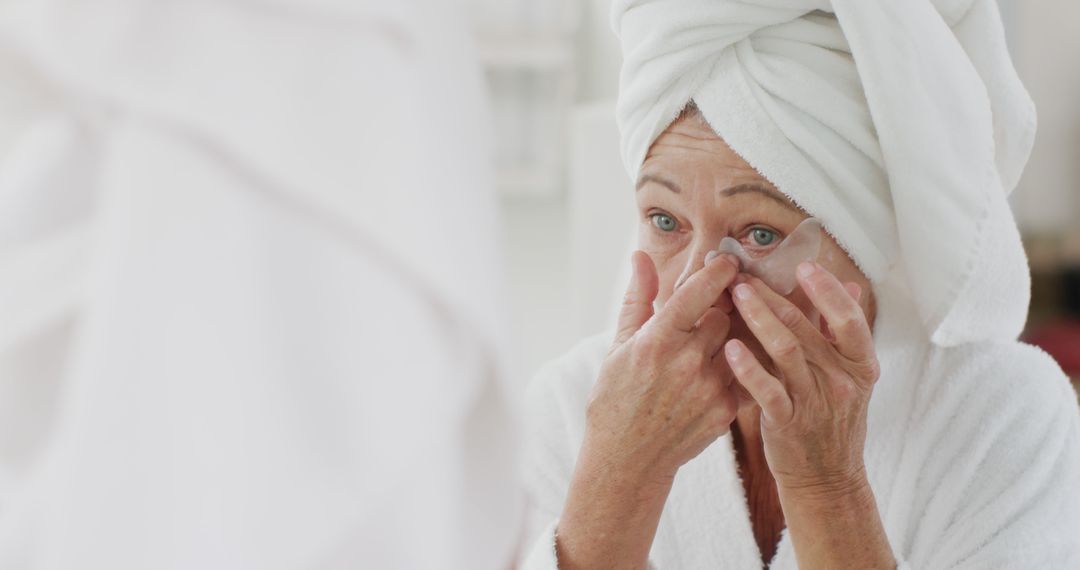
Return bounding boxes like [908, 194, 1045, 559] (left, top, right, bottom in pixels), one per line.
[725, 340, 743, 358]
[704, 250, 719, 265]
[848, 282, 863, 302]
[797, 262, 815, 279]
[734, 283, 754, 300]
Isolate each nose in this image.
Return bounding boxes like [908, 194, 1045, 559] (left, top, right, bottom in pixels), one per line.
[674, 250, 704, 291]
[672, 243, 739, 315]
[674, 238, 728, 291]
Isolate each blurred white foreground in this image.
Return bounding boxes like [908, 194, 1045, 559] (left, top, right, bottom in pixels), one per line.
[0, 1, 520, 568]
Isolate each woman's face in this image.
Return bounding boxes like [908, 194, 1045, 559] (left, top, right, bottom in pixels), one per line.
[636, 111, 876, 392]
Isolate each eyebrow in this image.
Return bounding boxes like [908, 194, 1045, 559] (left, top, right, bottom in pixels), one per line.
[720, 183, 801, 213]
[636, 174, 681, 193]
[636, 175, 801, 214]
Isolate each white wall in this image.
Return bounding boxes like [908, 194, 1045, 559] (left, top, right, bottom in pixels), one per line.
[498, 0, 626, 377]
[1010, 0, 1080, 233]
[0, 53, 53, 159]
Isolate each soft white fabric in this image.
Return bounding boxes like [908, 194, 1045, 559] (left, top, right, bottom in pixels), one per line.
[0, 1, 520, 568]
[520, 275, 1080, 569]
[612, 0, 1036, 346]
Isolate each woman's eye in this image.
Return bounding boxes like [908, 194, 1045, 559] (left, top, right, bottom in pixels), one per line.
[750, 227, 778, 246]
[650, 213, 678, 232]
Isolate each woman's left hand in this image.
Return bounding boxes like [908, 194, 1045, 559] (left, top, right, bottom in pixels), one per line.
[724, 261, 879, 495]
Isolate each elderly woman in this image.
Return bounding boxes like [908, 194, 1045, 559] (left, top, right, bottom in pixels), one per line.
[520, 1, 1080, 568]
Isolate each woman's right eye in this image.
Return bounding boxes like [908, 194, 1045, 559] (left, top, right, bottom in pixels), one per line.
[650, 213, 678, 232]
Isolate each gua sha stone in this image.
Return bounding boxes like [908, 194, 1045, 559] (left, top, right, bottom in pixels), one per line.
[709, 217, 824, 295]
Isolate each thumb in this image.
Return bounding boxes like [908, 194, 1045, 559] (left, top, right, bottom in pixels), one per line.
[614, 251, 659, 345]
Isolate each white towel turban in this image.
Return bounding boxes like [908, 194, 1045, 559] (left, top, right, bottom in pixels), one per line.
[612, 0, 1036, 346]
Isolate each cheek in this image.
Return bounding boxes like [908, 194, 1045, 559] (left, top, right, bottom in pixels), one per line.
[816, 247, 850, 285]
[638, 229, 690, 306]
[815, 239, 862, 284]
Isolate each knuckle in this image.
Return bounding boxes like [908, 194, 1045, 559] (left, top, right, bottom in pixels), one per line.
[833, 310, 865, 334]
[868, 358, 881, 380]
[829, 379, 858, 401]
[622, 290, 648, 306]
[858, 357, 881, 382]
[704, 403, 736, 434]
[769, 336, 802, 360]
[761, 385, 788, 410]
[840, 355, 879, 384]
[775, 304, 805, 330]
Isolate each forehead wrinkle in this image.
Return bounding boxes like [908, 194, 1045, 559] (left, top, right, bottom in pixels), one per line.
[645, 136, 732, 159]
[720, 183, 802, 214]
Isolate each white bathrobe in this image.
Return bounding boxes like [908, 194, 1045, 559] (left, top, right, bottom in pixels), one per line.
[520, 273, 1080, 569]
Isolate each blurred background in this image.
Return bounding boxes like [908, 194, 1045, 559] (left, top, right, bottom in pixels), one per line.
[1, 0, 1076, 386]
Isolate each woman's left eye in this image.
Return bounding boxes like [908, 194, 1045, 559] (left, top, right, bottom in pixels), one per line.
[650, 213, 678, 232]
[749, 227, 778, 246]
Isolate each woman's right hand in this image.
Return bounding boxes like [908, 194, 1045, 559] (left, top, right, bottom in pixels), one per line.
[587, 250, 740, 481]
[555, 251, 740, 570]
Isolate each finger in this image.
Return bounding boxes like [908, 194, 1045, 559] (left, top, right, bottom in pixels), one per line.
[818, 282, 862, 340]
[614, 251, 659, 344]
[724, 339, 793, 427]
[795, 262, 874, 363]
[691, 306, 731, 360]
[656, 253, 739, 334]
[731, 282, 813, 387]
[844, 282, 863, 302]
[737, 275, 825, 349]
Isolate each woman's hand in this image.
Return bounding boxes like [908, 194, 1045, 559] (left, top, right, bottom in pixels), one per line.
[725, 260, 877, 491]
[589, 250, 740, 481]
[555, 250, 740, 570]
[724, 261, 894, 568]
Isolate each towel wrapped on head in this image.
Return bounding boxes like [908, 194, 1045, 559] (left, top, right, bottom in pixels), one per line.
[612, 0, 1036, 346]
